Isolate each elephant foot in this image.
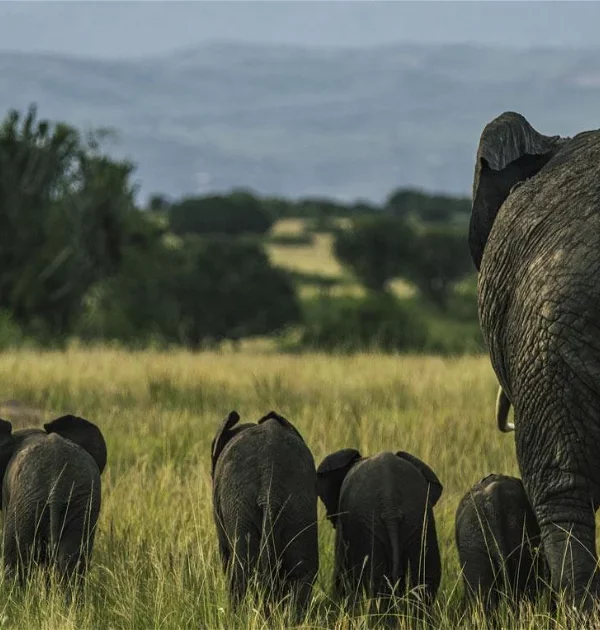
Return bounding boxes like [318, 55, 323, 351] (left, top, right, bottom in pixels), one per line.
[538, 516, 600, 615]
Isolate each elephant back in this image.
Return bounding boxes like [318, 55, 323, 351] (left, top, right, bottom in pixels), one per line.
[340, 452, 430, 524]
[255, 417, 316, 492]
[5, 433, 101, 506]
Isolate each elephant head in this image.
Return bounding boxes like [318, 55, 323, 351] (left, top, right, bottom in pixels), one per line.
[317, 449, 443, 526]
[468, 111, 566, 271]
[0, 414, 107, 505]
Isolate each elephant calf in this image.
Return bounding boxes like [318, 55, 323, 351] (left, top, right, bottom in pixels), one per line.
[317, 449, 443, 612]
[0, 414, 107, 584]
[211, 410, 318, 616]
[455, 474, 547, 612]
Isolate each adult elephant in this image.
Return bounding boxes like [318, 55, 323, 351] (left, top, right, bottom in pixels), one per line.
[469, 111, 600, 609]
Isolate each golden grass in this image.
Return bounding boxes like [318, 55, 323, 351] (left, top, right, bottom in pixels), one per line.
[0, 347, 556, 628]
[267, 232, 346, 278]
[268, 219, 417, 298]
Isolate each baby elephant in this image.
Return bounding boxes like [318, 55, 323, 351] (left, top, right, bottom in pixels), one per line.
[455, 474, 547, 612]
[317, 449, 443, 612]
[0, 415, 107, 585]
[211, 410, 318, 617]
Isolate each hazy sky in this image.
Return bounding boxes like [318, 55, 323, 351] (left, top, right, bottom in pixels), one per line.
[0, 1, 598, 59]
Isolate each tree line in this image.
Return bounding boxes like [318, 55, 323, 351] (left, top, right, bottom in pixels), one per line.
[0, 105, 480, 354]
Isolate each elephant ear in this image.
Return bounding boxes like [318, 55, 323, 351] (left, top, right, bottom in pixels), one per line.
[316, 448, 362, 526]
[469, 111, 563, 270]
[44, 415, 107, 474]
[211, 411, 244, 477]
[396, 451, 443, 507]
[0, 419, 15, 503]
[257, 410, 304, 442]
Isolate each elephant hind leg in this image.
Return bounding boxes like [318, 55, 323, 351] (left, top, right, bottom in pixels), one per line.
[278, 529, 318, 619]
[534, 497, 600, 610]
[3, 504, 49, 585]
[458, 547, 500, 613]
[55, 530, 94, 585]
[229, 527, 261, 608]
[48, 497, 100, 595]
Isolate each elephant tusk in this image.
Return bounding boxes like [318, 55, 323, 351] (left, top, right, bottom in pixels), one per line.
[496, 386, 515, 433]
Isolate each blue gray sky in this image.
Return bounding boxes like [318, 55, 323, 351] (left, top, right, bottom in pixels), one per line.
[0, 1, 598, 59]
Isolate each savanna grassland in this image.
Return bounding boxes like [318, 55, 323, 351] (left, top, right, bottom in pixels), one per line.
[0, 347, 560, 630]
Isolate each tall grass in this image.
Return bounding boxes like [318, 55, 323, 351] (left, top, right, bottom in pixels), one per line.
[0, 348, 582, 628]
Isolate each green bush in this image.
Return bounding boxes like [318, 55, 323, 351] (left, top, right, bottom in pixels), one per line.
[300, 294, 428, 353]
[78, 235, 301, 350]
[169, 190, 273, 237]
[405, 224, 473, 310]
[0, 310, 26, 350]
[333, 216, 415, 293]
[176, 237, 301, 348]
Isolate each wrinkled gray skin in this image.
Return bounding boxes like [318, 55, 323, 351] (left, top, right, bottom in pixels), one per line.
[469, 111, 600, 608]
[455, 474, 548, 612]
[211, 410, 318, 617]
[317, 449, 443, 612]
[0, 415, 107, 584]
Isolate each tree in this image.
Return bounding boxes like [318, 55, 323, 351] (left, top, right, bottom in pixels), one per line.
[176, 238, 300, 347]
[169, 189, 274, 236]
[386, 187, 471, 224]
[333, 216, 415, 293]
[0, 104, 136, 337]
[405, 225, 472, 309]
[82, 232, 302, 348]
[147, 194, 171, 213]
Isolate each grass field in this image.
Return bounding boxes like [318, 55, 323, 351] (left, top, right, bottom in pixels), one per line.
[267, 218, 417, 299]
[0, 347, 566, 629]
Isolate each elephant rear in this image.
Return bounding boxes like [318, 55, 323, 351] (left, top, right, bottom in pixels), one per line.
[455, 474, 545, 611]
[255, 419, 318, 607]
[3, 434, 101, 580]
[211, 411, 318, 615]
[338, 453, 442, 604]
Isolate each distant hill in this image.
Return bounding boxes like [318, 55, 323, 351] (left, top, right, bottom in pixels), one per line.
[1, 42, 599, 203]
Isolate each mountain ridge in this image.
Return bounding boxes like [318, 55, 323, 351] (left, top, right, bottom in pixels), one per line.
[1, 42, 599, 203]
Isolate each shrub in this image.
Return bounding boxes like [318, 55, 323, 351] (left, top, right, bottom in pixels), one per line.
[333, 216, 415, 293]
[300, 293, 428, 353]
[169, 189, 273, 237]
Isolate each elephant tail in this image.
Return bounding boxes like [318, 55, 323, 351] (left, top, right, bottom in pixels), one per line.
[258, 505, 283, 588]
[383, 514, 405, 591]
[496, 386, 515, 433]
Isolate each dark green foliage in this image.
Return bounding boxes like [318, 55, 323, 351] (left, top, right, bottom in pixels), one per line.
[0, 103, 482, 354]
[0, 104, 136, 337]
[175, 238, 301, 348]
[301, 293, 428, 353]
[79, 231, 301, 349]
[169, 189, 274, 236]
[386, 187, 471, 224]
[147, 194, 171, 213]
[333, 213, 474, 310]
[333, 216, 415, 292]
[407, 225, 473, 309]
